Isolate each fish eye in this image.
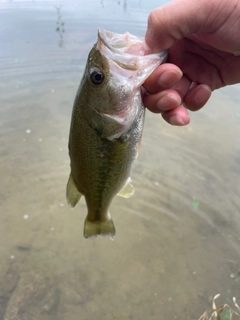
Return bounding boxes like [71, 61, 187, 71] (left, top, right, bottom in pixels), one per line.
[89, 68, 105, 85]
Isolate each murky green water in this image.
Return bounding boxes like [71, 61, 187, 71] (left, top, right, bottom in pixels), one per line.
[1, 1, 240, 319]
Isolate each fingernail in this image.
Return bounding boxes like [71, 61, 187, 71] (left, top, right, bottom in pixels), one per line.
[194, 85, 211, 103]
[158, 71, 170, 87]
[158, 70, 183, 88]
[156, 94, 181, 111]
[142, 39, 152, 55]
[166, 93, 181, 105]
[168, 115, 186, 126]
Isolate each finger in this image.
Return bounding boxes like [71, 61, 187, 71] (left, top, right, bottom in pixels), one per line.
[143, 75, 191, 113]
[144, 0, 218, 53]
[143, 63, 183, 93]
[143, 89, 181, 113]
[172, 75, 191, 99]
[162, 105, 190, 126]
[183, 84, 211, 111]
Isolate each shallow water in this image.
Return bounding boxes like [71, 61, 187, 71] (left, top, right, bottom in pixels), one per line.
[1, 1, 240, 319]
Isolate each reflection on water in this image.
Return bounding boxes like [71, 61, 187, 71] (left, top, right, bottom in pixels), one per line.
[117, 0, 127, 12]
[0, 0, 240, 319]
[55, 5, 65, 47]
[101, 0, 128, 12]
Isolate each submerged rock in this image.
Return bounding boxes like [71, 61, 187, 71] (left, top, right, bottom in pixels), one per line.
[4, 271, 59, 320]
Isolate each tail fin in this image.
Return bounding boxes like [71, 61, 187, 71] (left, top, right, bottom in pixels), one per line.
[84, 213, 116, 239]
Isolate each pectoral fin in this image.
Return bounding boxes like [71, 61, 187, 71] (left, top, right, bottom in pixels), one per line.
[92, 111, 133, 141]
[99, 112, 127, 140]
[136, 136, 142, 158]
[66, 174, 82, 208]
[117, 177, 134, 198]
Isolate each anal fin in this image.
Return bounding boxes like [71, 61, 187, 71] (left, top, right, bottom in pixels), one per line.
[66, 174, 82, 208]
[117, 177, 134, 198]
[84, 213, 116, 239]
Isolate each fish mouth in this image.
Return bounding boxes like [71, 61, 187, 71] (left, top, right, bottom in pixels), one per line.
[97, 28, 168, 73]
[98, 29, 145, 56]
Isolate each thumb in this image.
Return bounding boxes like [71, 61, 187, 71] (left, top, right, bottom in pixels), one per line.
[144, 0, 215, 53]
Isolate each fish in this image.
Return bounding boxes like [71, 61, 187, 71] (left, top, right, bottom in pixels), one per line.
[66, 29, 167, 239]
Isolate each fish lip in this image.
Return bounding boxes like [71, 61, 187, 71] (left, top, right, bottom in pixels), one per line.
[98, 28, 137, 56]
[97, 29, 140, 71]
[97, 28, 168, 60]
[97, 28, 168, 73]
[96, 28, 168, 90]
[97, 29, 121, 54]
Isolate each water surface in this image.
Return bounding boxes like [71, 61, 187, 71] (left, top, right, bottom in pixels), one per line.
[1, 1, 240, 319]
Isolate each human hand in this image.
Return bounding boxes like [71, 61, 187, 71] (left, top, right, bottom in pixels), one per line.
[143, 0, 240, 125]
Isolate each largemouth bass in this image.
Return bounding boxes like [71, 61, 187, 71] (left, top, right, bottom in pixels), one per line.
[67, 29, 167, 238]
